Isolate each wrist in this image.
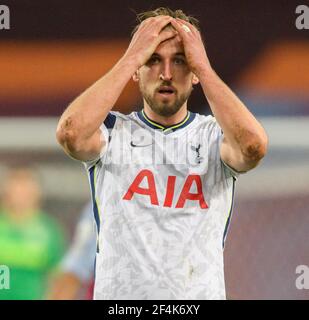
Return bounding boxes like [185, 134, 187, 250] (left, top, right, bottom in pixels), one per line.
[193, 60, 213, 79]
[195, 63, 215, 82]
[119, 53, 141, 73]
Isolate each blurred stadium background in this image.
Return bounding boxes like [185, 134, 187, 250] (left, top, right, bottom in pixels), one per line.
[0, 0, 308, 299]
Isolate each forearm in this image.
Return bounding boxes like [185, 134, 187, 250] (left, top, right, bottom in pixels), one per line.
[57, 55, 137, 141]
[198, 66, 268, 159]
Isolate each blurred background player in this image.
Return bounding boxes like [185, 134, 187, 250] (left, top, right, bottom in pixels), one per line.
[0, 167, 65, 300]
[47, 202, 96, 300]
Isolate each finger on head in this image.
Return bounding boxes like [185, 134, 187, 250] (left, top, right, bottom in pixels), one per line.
[135, 18, 152, 33]
[141, 15, 172, 27]
[170, 19, 188, 38]
[158, 28, 177, 41]
[155, 15, 174, 20]
[135, 16, 172, 35]
[160, 19, 178, 32]
[170, 19, 181, 31]
[175, 18, 196, 32]
[155, 16, 175, 28]
[175, 18, 191, 26]
[140, 16, 154, 26]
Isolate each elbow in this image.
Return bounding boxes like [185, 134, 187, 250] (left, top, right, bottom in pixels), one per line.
[56, 126, 73, 146]
[242, 132, 268, 163]
[56, 121, 81, 153]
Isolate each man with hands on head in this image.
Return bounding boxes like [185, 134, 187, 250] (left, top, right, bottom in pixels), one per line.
[57, 8, 268, 300]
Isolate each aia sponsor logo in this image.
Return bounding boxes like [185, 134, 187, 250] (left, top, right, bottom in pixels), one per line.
[123, 169, 208, 209]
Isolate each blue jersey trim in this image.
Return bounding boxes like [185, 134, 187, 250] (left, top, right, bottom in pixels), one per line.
[222, 177, 236, 249]
[104, 113, 116, 129]
[89, 163, 101, 253]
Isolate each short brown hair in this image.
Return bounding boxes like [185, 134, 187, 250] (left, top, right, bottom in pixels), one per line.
[131, 7, 200, 36]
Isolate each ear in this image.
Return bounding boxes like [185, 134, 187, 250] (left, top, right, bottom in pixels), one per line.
[192, 74, 199, 85]
[132, 70, 139, 82]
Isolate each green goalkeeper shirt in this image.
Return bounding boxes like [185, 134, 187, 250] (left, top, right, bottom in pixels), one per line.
[0, 210, 65, 300]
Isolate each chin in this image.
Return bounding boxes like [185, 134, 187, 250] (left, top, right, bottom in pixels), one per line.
[143, 92, 186, 117]
[153, 105, 181, 117]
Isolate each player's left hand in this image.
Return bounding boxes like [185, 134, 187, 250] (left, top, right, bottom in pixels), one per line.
[170, 18, 211, 77]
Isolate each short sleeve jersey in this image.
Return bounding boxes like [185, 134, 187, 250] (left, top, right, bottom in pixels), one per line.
[84, 110, 238, 300]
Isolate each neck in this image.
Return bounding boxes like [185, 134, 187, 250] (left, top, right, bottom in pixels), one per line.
[143, 103, 188, 127]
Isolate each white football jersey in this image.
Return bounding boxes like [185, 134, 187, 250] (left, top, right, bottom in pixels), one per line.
[84, 110, 238, 300]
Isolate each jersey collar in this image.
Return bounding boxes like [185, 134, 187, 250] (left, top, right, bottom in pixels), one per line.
[137, 109, 196, 133]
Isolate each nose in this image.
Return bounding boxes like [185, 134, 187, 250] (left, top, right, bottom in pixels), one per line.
[159, 61, 173, 81]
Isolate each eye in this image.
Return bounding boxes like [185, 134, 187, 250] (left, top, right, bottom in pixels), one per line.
[147, 57, 161, 65]
[174, 58, 186, 65]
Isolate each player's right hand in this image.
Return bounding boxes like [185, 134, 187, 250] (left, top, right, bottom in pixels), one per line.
[123, 16, 178, 69]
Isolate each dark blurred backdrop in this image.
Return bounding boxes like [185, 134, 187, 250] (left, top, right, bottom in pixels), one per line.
[1, 0, 308, 116]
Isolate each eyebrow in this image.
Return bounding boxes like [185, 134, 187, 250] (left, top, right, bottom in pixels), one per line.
[150, 52, 186, 58]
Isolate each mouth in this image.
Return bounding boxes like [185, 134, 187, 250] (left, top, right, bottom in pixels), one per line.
[156, 86, 176, 97]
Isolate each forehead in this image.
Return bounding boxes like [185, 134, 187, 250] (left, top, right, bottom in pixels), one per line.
[154, 36, 184, 56]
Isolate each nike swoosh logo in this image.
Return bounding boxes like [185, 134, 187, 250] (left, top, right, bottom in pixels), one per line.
[130, 141, 153, 148]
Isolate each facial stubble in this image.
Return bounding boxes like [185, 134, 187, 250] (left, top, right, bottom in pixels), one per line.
[140, 83, 193, 117]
